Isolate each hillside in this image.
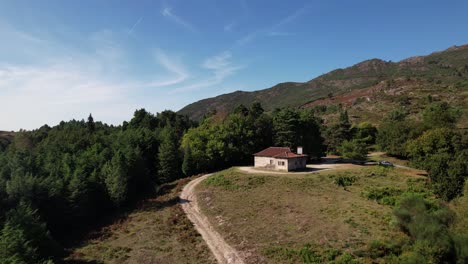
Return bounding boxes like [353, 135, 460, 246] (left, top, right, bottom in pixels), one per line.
[196, 166, 467, 263]
[178, 45, 468, 124]
[0, 130, 14, 151]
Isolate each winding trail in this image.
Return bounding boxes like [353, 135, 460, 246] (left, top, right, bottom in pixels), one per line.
[180, 174, 245, 264]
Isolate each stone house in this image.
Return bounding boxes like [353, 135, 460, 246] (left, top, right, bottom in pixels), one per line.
[253, 147, 307, 171]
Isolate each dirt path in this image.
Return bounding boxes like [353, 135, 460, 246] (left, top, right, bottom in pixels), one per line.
[180, 174, 246, 264]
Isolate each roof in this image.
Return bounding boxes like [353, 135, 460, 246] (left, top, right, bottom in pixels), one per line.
[253, 147, 307, 159]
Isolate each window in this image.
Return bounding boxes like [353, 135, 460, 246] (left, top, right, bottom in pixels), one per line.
[270, 160, 274, 165]
[278, 161, 285, 166]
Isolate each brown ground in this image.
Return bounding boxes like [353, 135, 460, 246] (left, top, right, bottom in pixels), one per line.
[67, 177, 216, 264]
[195, 166, 425, 263]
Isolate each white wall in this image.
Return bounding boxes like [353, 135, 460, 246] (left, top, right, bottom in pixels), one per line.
[254, 157, 288, 171]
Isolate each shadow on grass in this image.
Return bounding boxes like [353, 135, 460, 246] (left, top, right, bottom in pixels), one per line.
[62, 179, 183, 249]
[63, 260, 104, 264]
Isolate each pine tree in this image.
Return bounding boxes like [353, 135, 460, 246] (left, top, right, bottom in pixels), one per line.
[158, 126, 181, 183]
[182, 145, 195, 177]
[0, 202, 58, 263]
[86, 113, 95, 133]
[103, 152, 128, 206]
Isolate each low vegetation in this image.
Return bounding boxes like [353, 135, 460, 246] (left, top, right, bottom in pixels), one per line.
[197, 167, 468, 263]
[66, 177, 215, 263]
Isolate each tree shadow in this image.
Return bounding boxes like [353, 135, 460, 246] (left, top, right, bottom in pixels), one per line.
[63, 180, 181, 249]
[63, 260, 103, 264]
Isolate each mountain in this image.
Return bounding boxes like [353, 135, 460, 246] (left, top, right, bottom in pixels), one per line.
[178, 45, 468, 125]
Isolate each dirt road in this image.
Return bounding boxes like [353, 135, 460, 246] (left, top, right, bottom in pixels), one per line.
[180, 174, 245, 264]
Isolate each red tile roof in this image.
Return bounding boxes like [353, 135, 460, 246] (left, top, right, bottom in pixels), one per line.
[253, 147, 307, 158]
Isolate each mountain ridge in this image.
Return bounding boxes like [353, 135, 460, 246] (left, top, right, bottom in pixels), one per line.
[178, 45, 468, 123]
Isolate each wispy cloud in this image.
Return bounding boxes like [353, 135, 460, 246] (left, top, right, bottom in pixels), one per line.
[0, 61, 136, 130]
[236, 31, 259, 45]
[267, 31, 296, 37]
[224, 21, 236, 32]
[235, 4, 310, 46]
[147, 49, 189, 87]
[272, 5, 310, 29]
[162, 7, 196, 32]
[171, 51, 243, 93]
[127, 17, 143, 35]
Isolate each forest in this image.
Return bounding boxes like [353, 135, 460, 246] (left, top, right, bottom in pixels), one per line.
[0, 101, 466, 263]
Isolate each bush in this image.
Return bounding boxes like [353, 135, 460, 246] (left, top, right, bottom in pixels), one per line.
[363, 187, 402, 206]
[365, 240, 405, 259]
[333, 175, 356, 189]
[453, 233, 468, 264]
[394, 194, 456, 262]
[338, 140, 368, 160]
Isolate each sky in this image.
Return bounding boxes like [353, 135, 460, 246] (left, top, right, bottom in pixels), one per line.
[1, 0, 467, 131]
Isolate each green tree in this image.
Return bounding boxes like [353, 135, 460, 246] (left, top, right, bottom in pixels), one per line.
[338, 140, 368, 160]
[0, 202, 58, 264]
[299, 110, 325, 159]
[351, 122, 377, 145]
[250, 102, 264, 118]
[182, 145, 195, 177]
[272, 108, 300, 148]
[422, 101, 461, 129]
[103, 152, 128, 206]
[324, 110, 352, 154]
[406, 128, 467, 201]
[158, 126, 181, 182]
[377, 110, 423, 157]
[86, 113, 95, 133]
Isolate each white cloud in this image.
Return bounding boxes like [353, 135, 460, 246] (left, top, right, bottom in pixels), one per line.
[127, 17, 143, 35]
[0, 26, 181, 131]
[171, 51, 243, 93]
[236, 31, 259, 46]
[147, 49, 189, 87]
[267, 31, 296, 37]
[162, 7, 196, 32]
[224, 21, 236, 32]
[235, 5, 309, 46]
[0, 62, 135, 131]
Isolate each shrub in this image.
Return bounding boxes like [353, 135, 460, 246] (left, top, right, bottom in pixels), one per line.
[369, 166, 393, 177]
[333, 175, 356, 189]
[394, 194, 457, 262]
[453, 233, 468, 264]
[363, 187, 402, 206]
[366, 240, 405, 259]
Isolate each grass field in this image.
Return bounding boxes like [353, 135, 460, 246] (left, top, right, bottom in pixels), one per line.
[196, 166, 464, 263]
[66, 176, 216, 264]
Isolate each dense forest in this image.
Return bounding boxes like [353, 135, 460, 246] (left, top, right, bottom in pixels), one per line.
[0, 100, 466, 263]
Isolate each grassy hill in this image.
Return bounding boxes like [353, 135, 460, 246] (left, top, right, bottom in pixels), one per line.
[178, 45, 468, 125]
[196, 166, 467, 263]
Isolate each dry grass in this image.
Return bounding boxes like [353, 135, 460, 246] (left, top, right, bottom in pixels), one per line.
[196, 166, 428, 263]
[66, 177, 216, 264]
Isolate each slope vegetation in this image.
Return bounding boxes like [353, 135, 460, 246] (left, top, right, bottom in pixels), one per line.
[178, 45, 468, 125]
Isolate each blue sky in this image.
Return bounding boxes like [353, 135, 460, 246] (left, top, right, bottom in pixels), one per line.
[1, 0, 467, 130]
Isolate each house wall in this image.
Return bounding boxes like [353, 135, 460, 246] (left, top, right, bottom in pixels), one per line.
[254, 157, 288, 171]
[287, 157, 308, 171]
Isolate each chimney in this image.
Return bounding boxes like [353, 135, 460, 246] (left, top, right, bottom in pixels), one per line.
[297, 146, 303, 155]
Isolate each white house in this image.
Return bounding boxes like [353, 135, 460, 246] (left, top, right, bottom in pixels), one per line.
[253, 147, 308, 171]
